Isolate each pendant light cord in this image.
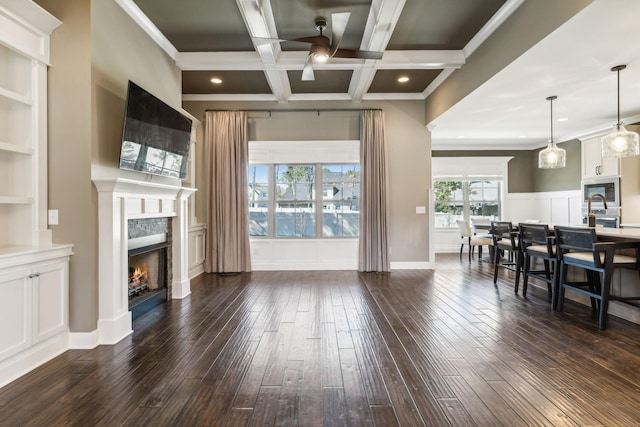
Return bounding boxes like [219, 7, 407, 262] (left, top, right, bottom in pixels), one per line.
[617, 67, 621, 125]
[546, 95, 557, 144]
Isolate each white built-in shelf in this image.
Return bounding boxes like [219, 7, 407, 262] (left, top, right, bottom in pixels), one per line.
[0, 141, 32, 155]
[0, 196, 33, 204]
[0, 87, 31, 106]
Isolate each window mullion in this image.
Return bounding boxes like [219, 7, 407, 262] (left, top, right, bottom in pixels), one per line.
[316, 163, 322, 237]
[268, 164, 275, 238]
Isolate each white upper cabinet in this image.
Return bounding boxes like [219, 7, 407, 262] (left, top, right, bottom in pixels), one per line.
[582, 136, 620, 178]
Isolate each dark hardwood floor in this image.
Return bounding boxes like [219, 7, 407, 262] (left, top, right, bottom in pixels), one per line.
[2, 253, 640, 426]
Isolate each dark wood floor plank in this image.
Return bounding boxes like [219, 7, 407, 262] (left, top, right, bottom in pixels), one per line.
[4, 255, 640, 425]
[274, 360, 303, 426]
[350, 329, 391, 406]
[299, 337, 324, 426]
[340, 347, 374, 427]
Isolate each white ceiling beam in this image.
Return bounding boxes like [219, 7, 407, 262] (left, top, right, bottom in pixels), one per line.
[349, 66, 378, 102]
[115, 0, 178, 60]
[235, 0, 290, 101]
[463, 0, 526, 58]
[360, 0, 406, 52]
[375, 51, 465, 69]
[350, 0, 406, 101]
[176, 50, 465, 71]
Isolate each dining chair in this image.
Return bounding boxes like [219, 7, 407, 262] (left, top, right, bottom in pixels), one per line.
[491, 221, 521, 286]
[554, 226, 640, 330]
[456, 219, 492, 263]
[471, 217, 491, 232]
[518, 222, 555, 301]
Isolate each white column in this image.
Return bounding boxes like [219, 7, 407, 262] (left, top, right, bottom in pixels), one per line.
[95, 187, 132, 344]
[172, 188, 196, 298]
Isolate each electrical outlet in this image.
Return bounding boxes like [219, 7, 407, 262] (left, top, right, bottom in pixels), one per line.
[48, 209, 59, 225]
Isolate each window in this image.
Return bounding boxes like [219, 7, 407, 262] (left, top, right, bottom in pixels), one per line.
[248, 165, 269, 236]
[434, 179, 501, 228]
[248, 163, 360, 238]
[275, 165, 316, 237]
[322, 164, 360, 237]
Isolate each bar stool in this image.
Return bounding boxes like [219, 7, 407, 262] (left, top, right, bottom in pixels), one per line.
[518, 223, 555, 302]
[554, 226, 640, 330]
[491, 221, 521, 285]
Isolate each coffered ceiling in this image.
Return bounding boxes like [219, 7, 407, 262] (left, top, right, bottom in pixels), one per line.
[116, 0, 640, 151]
[120, 0, 516, 102]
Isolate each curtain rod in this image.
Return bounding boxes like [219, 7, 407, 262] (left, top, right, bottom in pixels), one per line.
[204, 108, 381, 116]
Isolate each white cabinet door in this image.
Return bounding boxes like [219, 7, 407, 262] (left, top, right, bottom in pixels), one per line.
[582, 138, 619, 178]
[0, 269, 31, 362]
[32, 261, 69, 343]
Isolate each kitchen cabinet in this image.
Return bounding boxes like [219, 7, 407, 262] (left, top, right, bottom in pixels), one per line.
[582, 136, 619, 178]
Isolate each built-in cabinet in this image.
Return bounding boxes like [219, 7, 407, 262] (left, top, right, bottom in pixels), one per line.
[0, 251, 69, 363]
[582, 136, 620, 178]
[0, 0, 72, 388]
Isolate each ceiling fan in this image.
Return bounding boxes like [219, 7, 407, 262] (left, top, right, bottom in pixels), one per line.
[254, 12, 384, 81]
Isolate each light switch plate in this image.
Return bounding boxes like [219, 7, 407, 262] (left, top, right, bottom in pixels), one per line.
[415, 206, 426, 214]
[48, 209, 59, 225]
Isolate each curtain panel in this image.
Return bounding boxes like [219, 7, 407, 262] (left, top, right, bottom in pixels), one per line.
[204, 111, 252, 273]
[359, 110, 390, 272]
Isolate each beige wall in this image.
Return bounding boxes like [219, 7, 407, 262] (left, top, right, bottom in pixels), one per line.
[424, 0, 593, 125]
[183, 100, 433, 264]
[433, 139, 581, 193]
[37, 0, 183, 332]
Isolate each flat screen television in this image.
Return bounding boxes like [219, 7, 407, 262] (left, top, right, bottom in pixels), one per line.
[119, 81, 192, 179]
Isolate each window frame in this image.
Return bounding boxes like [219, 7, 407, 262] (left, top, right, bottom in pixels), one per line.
[433, 178, 503, 229]
[248, 162, 360, 239]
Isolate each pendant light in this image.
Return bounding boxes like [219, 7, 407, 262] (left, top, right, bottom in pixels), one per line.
[538, 96, 566, 169]
[601, 65, 640, 158]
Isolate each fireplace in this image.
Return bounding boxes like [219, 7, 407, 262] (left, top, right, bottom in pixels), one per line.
[93, 178, 195, 345]
[128, 218, 172, 320]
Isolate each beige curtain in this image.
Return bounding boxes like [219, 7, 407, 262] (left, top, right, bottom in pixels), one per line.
[204, 111, 251, 273]
[359, 110, 390, 272]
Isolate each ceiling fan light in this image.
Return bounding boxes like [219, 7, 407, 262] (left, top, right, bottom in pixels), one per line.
[538, 142, 566, 168]
[311, 45, 330, 62]
[601, 123, 640, 158]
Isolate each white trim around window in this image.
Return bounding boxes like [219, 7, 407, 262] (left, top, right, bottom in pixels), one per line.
[249, 140, 360, 270]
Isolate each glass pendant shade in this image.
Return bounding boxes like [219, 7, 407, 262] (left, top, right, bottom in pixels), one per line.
[538, 95, 566, 169]
[601, 123, 640, 158]
[538, 141, 566, 168]
[601, 65, 640, 158]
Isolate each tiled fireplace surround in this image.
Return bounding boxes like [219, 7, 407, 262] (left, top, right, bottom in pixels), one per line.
[93, 178, 195, 344]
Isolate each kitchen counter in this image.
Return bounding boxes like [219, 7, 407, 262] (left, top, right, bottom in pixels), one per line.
[594, 227, 640, 241]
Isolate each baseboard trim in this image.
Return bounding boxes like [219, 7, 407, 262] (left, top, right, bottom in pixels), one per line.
[0, 333, 68, 388]
[69, 330, 100, 349]
[390, 261, 433, 270]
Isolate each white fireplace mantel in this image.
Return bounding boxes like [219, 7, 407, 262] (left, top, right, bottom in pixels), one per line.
[93, 178, 196, 344]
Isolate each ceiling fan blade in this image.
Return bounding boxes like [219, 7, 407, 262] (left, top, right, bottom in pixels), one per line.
[301, 55, 315, 81]
[333, 48, 384, 60]
[290, 36, 327, 45]
[330, 12, 350, 54]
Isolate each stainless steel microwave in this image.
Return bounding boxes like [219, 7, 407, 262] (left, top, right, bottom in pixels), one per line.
[582, 176, 620, 206]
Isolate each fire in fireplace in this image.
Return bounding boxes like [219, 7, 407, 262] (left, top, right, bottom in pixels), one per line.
[127, 217, 172, 320]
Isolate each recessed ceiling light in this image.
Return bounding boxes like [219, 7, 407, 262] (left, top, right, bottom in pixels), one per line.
[397, 76, 409, 83]
[557, 117, 569, 122]
[210, 78, 222, 84]
[519, 135, 528, 138]
[457, 135, 466, 139]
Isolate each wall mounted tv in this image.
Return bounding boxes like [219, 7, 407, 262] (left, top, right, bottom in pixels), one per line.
[119, 81, 192, 179]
